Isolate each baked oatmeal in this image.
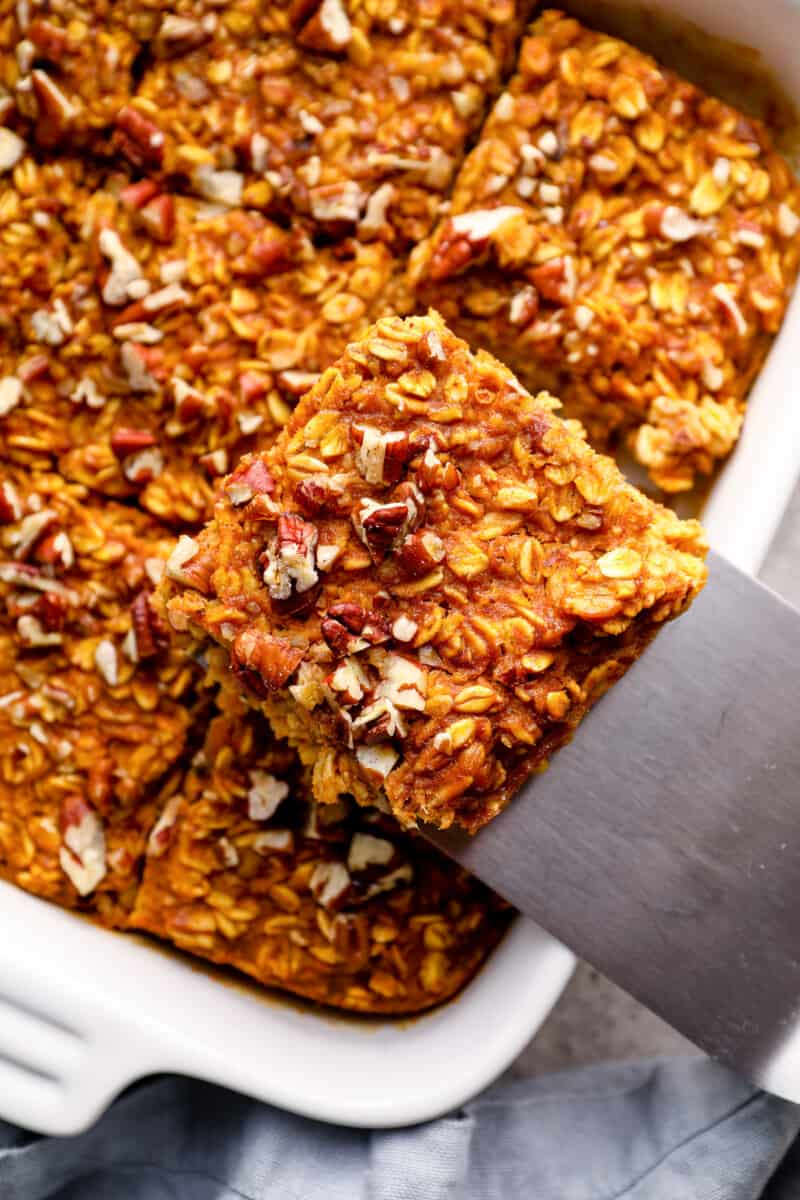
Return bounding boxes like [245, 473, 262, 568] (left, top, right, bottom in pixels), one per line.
[0, 470, 196, 926]
[162, 312, 708, 832]
[0, 157, 395, 525]
[117, 2, 529, 247]
[410, 9, 800, 491]
[130, 700, 510, 1013]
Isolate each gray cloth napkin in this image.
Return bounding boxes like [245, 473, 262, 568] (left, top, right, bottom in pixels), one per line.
[1, 1057, 798, 1200]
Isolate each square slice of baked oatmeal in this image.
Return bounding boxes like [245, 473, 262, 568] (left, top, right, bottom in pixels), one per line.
[161, 311, 707, 832]
[410, 8, 800, 491]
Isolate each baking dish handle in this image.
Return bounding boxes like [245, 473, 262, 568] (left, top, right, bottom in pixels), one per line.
[0, 885, 180, 1135]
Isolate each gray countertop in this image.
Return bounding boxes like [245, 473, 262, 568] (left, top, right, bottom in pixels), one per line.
[511, 482, 800, 1077]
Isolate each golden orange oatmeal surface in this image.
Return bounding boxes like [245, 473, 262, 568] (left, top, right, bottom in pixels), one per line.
[162, 312, 708, 832]
[0, 469, 196, 926]
[410, 8, 800, 491]
[130, 701, 510, 1013]
[0, 157, 395, 524]
[116, 1, 529, 248]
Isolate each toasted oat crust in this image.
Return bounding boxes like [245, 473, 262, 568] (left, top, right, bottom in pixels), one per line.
[163, 312, 708, 831]
[130, 701, 510, 1013]
[410, 9, 800, 491]
[0, 470, 195, 926]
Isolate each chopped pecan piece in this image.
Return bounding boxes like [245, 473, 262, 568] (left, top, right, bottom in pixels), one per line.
[141, 194, 176, 243]
[114, 106, 165, 169]
[350, 426, 410, 486]
[354, 484, 424, 562]
[397, 529, 446, 577]
[429, 207, 525, 280]
[225, 459, 275, 507]
[110, 428, 158, 460]
[232, 628, 306, 696]
[130, 591, 170, 660]
[261, 514, 320, 612]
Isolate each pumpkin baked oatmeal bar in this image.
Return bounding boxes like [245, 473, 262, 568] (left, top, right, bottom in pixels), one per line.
[129, 701, 510, 1013]
[0, 469, 196, 926]
[410, 9, 800, 491]
[120, 0, 529, 248]
[0, 157, 394, 524]
[162, 312, 708, 832]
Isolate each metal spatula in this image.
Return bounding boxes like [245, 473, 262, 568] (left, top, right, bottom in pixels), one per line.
[426, 550, 800, 1102]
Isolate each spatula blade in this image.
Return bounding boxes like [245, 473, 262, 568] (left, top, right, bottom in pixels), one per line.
[426, 550, 800, 1101]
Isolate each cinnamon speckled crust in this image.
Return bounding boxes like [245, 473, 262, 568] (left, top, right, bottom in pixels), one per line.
[162, 312, 708, 832]
[0, 157, 395, 525]
[410, 9, 800, 491]
[130, 700, 511, 1014]
[0, 469, 196, 926]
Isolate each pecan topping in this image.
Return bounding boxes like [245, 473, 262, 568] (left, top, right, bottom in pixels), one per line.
[308, 860, 352, 910]
[353, 483, 424, 561]
[59, 797, 106, 897]
[322, 604, 391, 655]
[166, 535, 214, 594]
[30, 70, 77, 147]
[430, 207, 525, 280]
[294, 476, 345, 516]
[350, 425, 410, 486]
[327, 656, 371, 705]
[114, 106, 165, 169]
[123, 447, 164, 486]
[328, 603, 391, 645]
[232, 234, 292, 278]
[140, 194, 176, 243]
[110, 428, 158, 460]
[130, 591, 170, 659]
[292, 0, 353, 54]
[225, 459, 275, 507]
[414, 442, 460, 493]
[397, 529, 446, 577]
[0, 482, 22, 524]
[530, 256, 577, 305]
[261, 514, 319, 603]
[232, 628, 306, 696]
[119, 180, 160, 211]
[153, 13, 214, 56]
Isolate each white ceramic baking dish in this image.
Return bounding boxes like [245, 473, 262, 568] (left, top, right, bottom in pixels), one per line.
[3, 0, 800, 1138]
